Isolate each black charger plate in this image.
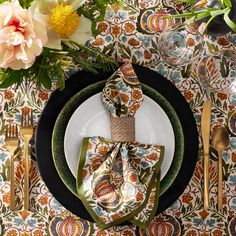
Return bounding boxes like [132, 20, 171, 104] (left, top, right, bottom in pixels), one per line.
[36, 64, 199, 222]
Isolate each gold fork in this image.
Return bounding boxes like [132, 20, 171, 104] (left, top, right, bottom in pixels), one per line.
[20, 109, 34, 210]
[5, 123, 19, 210]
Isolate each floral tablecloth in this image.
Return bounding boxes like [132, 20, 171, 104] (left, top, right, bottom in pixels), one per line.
[1, 0, 236, 235]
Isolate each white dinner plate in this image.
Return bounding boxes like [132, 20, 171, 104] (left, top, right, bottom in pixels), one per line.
[64, 93, 175, 180]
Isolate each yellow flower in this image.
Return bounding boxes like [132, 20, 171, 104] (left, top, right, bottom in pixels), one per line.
[30, 0, 92, 50]
[49, 4, 79, 37]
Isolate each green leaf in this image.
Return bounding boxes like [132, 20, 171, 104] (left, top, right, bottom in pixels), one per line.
[223, 0, 232, 8]
[195, 11, 211, 20]
[224, 9, 236, 32]
[210, 9, 225, 17]
[40, 73, 52, 90]
[0, 70, 24, 88]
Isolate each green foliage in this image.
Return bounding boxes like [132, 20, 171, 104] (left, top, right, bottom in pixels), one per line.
[0, 43, 118, 91]
[168, 0, 236, 32]
[0, 0, 119, 90]
[66, 42, 118, 73]
[18, 0, 33, 8]
[77, 0, 118, 35]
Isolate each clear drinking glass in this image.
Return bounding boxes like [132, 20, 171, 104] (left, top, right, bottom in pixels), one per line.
[197, 50, 236, 95]
[158, 24, 204, 67]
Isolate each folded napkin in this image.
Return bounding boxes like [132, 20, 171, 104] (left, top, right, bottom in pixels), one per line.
[77, 63, 164, 229]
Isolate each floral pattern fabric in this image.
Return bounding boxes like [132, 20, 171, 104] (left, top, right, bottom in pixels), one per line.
[0, 0, 236, 235]
[77, 63, 164, 229]
[102, 62, 143, 117]
[77, 136, 164, 229]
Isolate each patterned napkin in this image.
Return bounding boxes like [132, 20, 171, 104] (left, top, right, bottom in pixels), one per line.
[76, 63, 164, 229]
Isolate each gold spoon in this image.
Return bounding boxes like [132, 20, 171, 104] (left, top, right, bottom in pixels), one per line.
[212, 127, 230, 211]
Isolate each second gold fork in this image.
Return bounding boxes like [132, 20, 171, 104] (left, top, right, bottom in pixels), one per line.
[5, 123, 19, 210]
[20, 109, 34, 210]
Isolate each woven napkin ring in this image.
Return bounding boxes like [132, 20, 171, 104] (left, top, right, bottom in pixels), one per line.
[110, 116, 135, 142]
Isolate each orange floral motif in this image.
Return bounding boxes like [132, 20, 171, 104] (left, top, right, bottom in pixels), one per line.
[3, 192, 10, 204]
[223, 196, 227, 204]
[98, 146, 108, 155]
[123, 230, 134, 236]
[124, 22, 135, 33]
[186, 38, 195, 47]
[150, 194, 155, 204]
[232, 152, 236, 162]
[91, 161, 102, 172]
[200, 233, 210, 236]
[133, 157, 141, 164]
[19, 210, 30, 220]
[92, 38, 105, 47]
[111, 2, 120, 13]
[175, 211, 181, 217]
[199, 210, 209, 220]
[146, 152, 158, 161]
[49, 209, 55, 216]
[22, 106, 30, 115]
[96, 230, 108, 236]
[132, 89, 142, 100]
[111, 25, 121, 38]
[38, 91, 48, 101]
[184, 91, 193, 100]
[6, 229, 18, 236]
[135, 192, 144, 201]
[119, 93, 129, 103]
[33, 229, 43, 236]
[130, 103, 140, 112]
[128, 38, 140, 47]
[217, 37, 230, 46]
[130, 173, 137, 182]
[111, 90, 118, 98]
[4, 91, 14, 100]
[82, 169, 88, 177]
[217, 93, 227, 100]
[175, 2, 184, 9]
[98, 22, 108, 32]
[38, 196, 48, 205]
[186, 230, 198, 236]
[144, 50, 152, 59]
[182, 193, 193, 204]
[212, 229, 222, 236]
[111, 214, 121, 221]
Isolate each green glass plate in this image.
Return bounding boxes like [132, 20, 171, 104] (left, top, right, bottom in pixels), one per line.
[52, 81, 184, 198]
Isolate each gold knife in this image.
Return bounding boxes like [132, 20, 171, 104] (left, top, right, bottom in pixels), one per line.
[201, 99, 212, 210]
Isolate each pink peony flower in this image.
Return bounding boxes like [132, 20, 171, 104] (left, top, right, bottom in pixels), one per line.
[0, 0, 48, 70]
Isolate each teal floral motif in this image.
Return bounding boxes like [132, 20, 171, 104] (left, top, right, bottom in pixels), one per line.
[156, 63, 168, 76]
[169, 71, 181, 83]
[230, 137, 236, 150]
[229, 175, 236, 186]
[229, 93, 236, 106]
[230, 198, 236, 210]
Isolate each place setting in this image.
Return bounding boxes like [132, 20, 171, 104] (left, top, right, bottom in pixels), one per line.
[1, 0, 236, 234]
[35, 62, 199, 228]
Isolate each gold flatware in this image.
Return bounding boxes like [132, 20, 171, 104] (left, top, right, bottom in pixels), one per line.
[212, 127, 230, 211]
[201, 99, 212, 210]
[5, 123, 19, 210]
[20, 109, 34, 210]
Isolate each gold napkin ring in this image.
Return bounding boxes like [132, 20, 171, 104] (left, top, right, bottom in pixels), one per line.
[110, 116, 135, 142]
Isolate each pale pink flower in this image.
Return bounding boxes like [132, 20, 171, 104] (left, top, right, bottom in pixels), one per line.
[0, 0, 48, 70]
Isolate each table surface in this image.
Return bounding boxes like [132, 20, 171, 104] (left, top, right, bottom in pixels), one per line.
[1, 1, 236, 235]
